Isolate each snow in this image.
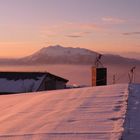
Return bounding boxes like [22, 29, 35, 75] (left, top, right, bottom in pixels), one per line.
[38, 45, 97, 56]
[122, 84, 140, 140]
[0, 84, 129, 140]
[27, 45, 97, 61]
[0, 75, 45, 93]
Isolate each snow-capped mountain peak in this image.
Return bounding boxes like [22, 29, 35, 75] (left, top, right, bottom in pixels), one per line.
[35, 45, 97, 56]
[22, 45, 98, 64]
[20, 45, 140, 65]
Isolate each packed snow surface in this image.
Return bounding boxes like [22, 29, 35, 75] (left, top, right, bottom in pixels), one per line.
[122, 84, 140, 140]
[0, 84, 129, 140]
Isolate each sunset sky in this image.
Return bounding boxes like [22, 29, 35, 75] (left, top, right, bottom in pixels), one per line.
[0, 0, 140, 58]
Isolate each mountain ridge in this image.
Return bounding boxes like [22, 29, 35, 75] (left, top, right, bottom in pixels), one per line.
[20, 45, 98, 64]
[0, 45, 140, 66]
[20, 45, 140, 66]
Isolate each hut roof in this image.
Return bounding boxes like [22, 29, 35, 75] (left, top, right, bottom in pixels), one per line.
[0, 71, 68, 94]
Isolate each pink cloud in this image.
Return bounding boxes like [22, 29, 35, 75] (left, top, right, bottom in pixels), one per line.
[102, 17, 126, 24]
[66, 22, 102, 31]
[66, 35, 82, 38]
[122, 32, 140, 35]
[41, 22, 103, 38]
[65, 31, 93, 38]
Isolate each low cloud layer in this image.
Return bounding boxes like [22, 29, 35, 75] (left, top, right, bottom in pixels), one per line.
[102, 17, 126, 24]
[122, 32, 140, 35]
[66, 31, 93, 38]
[66, 35, 82, 38]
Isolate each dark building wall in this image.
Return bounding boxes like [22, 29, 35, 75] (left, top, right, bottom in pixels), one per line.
[92, 67, 107, 86]
[55, 80, 66, 89]
[45, 79, 56, 90]
[96, 68, 107, 86]
[38, 76, 67, 91]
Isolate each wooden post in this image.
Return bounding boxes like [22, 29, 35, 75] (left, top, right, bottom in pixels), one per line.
[92, 66, 96, 86]
[113, 74, 116, 84]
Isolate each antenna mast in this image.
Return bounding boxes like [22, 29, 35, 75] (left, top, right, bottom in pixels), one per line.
[95, 54, 104, 68]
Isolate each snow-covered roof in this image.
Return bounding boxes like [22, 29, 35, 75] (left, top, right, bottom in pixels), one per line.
[0, 72, 68, 93]
[0, 84, 129, 139]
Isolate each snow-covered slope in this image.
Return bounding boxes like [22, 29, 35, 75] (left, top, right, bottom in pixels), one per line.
[1, 45, 140, 65]
[21, 45, 97, 64]
[0, 84, 129, 140]
[37, 45, 96, 56]
[18, 45, 140, 65]
[122, 84, 140, 140]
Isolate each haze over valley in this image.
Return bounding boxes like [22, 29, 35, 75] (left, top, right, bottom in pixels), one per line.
[0, 45, 140, 65]
[0, 45, 139, 85]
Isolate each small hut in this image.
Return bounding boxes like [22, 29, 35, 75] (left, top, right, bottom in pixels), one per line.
[0, 72, 68, 94]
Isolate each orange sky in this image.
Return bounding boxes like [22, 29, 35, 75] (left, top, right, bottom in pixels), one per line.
[0, 0, 140, 58]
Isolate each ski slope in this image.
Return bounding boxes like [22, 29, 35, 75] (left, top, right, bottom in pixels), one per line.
[0, 84, 129, 140]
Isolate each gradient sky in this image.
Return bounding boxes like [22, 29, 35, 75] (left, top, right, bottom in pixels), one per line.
[0, 0, 140, 58]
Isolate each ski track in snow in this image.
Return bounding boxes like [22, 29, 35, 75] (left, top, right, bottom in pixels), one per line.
[0, 84, 130, 140]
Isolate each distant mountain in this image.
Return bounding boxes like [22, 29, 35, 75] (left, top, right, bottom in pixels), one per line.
[19, 45, 140, 66]
[20, 45, 97, 64]
[0, 45, 140, 66]
[0, 58, 20, 65]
